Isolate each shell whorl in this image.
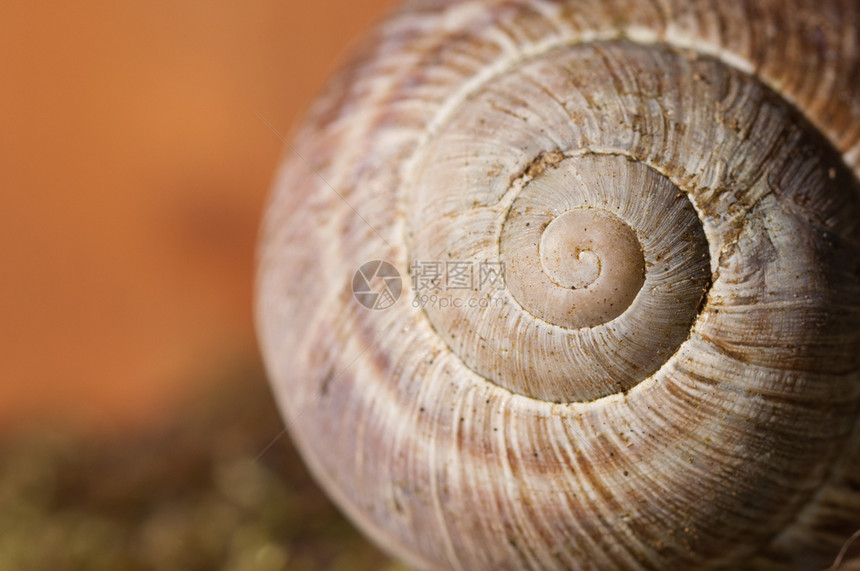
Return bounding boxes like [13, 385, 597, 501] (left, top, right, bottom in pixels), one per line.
[257, 1, 860, 569]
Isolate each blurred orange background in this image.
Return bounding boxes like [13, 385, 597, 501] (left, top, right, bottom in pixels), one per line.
[0, 0, 398, 430]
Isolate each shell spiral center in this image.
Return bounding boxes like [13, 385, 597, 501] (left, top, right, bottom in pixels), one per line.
[529, 208, 645, 328]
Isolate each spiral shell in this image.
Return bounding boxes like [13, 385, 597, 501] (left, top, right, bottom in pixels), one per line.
[256, 0, 860, 568]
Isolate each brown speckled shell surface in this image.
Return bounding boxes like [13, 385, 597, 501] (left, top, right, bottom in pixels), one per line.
[256, 1, 860, 569]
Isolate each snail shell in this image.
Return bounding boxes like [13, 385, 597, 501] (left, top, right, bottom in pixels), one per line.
[256, 0, 860, 569]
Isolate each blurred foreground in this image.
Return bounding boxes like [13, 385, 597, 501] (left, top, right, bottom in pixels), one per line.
[0, 364, 402, 571]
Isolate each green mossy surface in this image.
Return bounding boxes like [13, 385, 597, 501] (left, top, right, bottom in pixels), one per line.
[0, 365, 405, 571]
